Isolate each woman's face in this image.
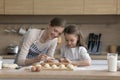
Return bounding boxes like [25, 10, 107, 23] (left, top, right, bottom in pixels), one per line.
[64, 33, 78, 48]
[48, 26, 64, 39]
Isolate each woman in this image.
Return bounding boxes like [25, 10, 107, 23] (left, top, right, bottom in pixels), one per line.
[15, 17, 66, 66]
[60, 24, 91, 66]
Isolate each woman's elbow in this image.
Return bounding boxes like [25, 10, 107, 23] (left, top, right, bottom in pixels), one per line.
[16, 59, 25, 66]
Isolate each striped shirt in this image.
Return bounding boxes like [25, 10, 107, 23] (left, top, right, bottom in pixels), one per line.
[15, 29, 58, 66]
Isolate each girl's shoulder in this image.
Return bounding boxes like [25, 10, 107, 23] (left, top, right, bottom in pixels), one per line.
[78, 46, 86, 50]
[78, 46, 87, 53]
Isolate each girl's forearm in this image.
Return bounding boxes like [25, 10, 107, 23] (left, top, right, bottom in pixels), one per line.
[71, 60, 91, 66]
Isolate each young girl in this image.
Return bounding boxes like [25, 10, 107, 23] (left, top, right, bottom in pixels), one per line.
[60, 24, 91, 66]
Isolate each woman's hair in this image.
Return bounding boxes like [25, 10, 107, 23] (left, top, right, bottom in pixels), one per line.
[64, 24, 87, 48]
[50, 17, 66, 28]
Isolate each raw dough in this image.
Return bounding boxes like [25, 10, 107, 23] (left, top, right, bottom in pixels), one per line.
[2, 63, 18, 69]
[67, 64, 74, 69]
[59, 64, 66, 69]
[51, 64, 59, 69]
[44, 63, 51, 69]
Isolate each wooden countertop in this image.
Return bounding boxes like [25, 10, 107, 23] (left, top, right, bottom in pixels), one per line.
[0, 65, 120, 80]
[0, 55, 16, 59]
[1, 54, 120, 60]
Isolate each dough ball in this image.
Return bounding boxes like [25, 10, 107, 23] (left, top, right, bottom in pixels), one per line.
[59, 64, 66, 69]
[31, 65, 41, 72]
[44, 63, 51, 69]
[10, 64, 18, 69]
[51, 64, 59, 69]
[36, 64, 42, 67]
[36, 66, 41, 72]
[2, 64, 9, 68]
[2, 63, 18, 69]
[31, 66, 36, 72]
[67, 64, 74, 69]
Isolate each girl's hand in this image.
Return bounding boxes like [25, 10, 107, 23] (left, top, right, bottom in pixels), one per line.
[37, 54, 55, 62]
[59, 57, 72, 63]
[59, 58, 65, 62]
[64, 58, 72, 63]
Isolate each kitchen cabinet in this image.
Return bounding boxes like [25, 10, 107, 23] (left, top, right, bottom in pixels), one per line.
[84, 0, 117, 14]
[0, 0, 4, 14]
[117, 0, 120, 14]
[34, 0, 84, 15]
[1, 0, 118, 15]
[5, 0, 33, 15]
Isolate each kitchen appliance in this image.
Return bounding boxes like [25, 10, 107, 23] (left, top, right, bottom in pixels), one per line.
[6, 45, 19, 55]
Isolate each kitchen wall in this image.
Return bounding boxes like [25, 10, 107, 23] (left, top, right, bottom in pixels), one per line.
[0, 15, 120, 55]
[0, 24, 46, 54]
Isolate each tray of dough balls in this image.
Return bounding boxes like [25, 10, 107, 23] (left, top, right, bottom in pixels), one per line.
[30, 62, 76, 72]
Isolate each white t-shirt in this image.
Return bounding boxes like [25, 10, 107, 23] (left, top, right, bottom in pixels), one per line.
[16, 29, 58, 66]
[60, 46, 91, 61]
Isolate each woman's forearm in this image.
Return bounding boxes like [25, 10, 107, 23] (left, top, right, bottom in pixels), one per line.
[24, 54, 52, 65]
[25, 58, 39, 66]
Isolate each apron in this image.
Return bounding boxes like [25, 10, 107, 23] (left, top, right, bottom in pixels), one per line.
[26, 30, 50, 59]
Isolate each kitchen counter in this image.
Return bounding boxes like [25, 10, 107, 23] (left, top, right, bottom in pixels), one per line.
[0, 65, 120, 80]
[2, 54, 120, 60]
[0, 55, 16, 59]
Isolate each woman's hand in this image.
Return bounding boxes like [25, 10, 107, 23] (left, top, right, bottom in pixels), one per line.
[46, 57, 55, 63]
[37, 54, 55, 62]
[37, 54, 47, 61]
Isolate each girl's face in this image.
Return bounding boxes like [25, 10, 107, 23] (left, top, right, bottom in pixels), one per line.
[48, 26, 64, 39]
[64, 33, 78, 48]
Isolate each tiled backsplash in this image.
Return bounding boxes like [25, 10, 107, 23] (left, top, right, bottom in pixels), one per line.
[0, 23, 120, 55]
